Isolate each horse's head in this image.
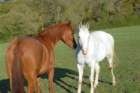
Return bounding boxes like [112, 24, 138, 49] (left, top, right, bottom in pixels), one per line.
[78, 23, 90, 55]
[61, 22, 77, 49]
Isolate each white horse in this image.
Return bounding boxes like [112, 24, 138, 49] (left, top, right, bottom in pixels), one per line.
[76, 24, 116, 93]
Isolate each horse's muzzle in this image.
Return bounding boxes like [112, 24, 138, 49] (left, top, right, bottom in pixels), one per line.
[82, 48, 88, 55]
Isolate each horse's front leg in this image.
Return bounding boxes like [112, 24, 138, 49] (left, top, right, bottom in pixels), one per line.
[90, 65, 95, 93]
[47, 51, 55, 93]
[94, 63, 100, 88]
[77, 64, 84, 93]
[36, 78, 41, 93]
[48, 67, 55, 93]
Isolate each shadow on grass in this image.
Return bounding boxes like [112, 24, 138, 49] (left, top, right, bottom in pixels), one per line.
[0, 68, 78, 93]
[41, 67, 112, 93]
[0, 67, 112, 93]
[41, 67, 79, 93]
[0, 79, 10, 93]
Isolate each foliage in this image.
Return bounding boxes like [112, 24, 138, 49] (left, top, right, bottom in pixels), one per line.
[0, 1, 41, 41]
[0, 0, 140, 41]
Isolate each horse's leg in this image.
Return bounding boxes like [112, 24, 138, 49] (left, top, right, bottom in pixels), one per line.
[6, 54, 13, 90]
[90, 65, 95, 93]
[77, 64, 84, 93]
[107, 55, 116, 86]
[94, 63, 100, 88]
[6, 46, 15, 90]
[27, 76, 36, 93]
[36, 78, 41, 93]
[48, 67, 55, 93]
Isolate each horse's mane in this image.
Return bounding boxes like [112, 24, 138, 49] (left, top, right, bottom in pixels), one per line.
[38, 21, 71, 37]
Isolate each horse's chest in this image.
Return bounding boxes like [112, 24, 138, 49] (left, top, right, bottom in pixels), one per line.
[77, 52, 93, 65]
[38, 62, 49, 75]
[77, 50, 105, 66]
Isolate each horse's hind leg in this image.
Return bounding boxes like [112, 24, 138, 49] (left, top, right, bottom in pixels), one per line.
[107, 54, 116, 86]
[6, 44, 16, 91]
[6, 52, 13, 90]
[27, 76, 36, 93]
[36, 78, 41, 93]
[77, 64, 84, 93]
[94, 63, 100, 88]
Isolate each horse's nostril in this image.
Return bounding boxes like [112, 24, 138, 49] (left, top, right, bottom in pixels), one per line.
[82, 49, 88, 55]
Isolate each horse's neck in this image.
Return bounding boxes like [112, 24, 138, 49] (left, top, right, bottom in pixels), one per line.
[36, 32, 62, 49]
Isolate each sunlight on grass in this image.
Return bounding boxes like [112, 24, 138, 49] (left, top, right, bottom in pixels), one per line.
[0, 26, 140, 93]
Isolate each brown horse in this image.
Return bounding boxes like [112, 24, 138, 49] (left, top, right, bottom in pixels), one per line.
[6, 22, 77, 93]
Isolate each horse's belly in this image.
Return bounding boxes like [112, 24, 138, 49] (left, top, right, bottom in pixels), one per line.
[38, 47, 49, 76]
[38, 64, 48, 76]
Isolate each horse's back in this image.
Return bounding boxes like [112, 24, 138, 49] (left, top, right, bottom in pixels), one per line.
[90, 31, 114, 48]
[89, 31, 114, 61]
[91, 31, 114, 42]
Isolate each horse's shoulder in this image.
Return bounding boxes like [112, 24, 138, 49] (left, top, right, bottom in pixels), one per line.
[91, 31, 112, 38]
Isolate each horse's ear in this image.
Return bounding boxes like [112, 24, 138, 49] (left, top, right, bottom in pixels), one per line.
[65, 20, 71, 25]
[79, 22, 82, 29]
[86, 23, 89, 29]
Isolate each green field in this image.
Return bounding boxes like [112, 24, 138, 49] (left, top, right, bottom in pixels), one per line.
[0, 26, 140, 93]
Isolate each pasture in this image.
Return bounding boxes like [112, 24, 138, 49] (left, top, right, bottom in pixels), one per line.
[0, 25, 140, 93]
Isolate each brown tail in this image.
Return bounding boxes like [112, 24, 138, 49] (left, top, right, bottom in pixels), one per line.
[11, 39, 24, 93]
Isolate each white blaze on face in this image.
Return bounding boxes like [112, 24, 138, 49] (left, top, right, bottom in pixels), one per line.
[78, 25, 90, 55]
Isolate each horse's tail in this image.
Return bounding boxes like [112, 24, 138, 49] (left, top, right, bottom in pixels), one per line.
[113, 48, 120, 68]
[111, 36, 117, 68]
[11, 38, 24, 93]
[112, 48, 116, 68]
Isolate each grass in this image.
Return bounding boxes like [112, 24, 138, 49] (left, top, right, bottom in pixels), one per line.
[0, 25, 140, 93]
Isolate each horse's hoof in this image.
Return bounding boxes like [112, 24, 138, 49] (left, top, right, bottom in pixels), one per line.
[94, 81, 98, 88]
[112, 81, 116, 86]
